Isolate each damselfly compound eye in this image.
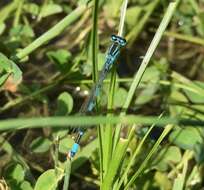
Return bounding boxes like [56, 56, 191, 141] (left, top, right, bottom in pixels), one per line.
[111, 35, 126, 46]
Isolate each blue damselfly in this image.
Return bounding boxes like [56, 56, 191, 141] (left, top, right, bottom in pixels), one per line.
[68, 35, 127, 159]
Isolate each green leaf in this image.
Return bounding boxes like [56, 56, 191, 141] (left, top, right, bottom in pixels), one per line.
[59, 137, 74, 154]
[141, 66, 160, 83]
[194, 142, 204, 164]
[5, 164, 25, 183]
[183, 81, 204, 103]
[41, 4, 63, 18]
[47, 49, 72, 72]
[172, 156, 187, 190]
[47, 50, 71, 65]
[169, 127, 203, 150]
[23, 3, 39, 16]
[114, 88, 128, 108]
[186, 166, 201, 187]
[0, 73, 10, 86]
[20, 181, 33, 190]
[152, 146, 182, 171]
[172, 175, 185, 190]
[10, 25, 35, 38]
[0, 53, 22, 86]
[170, 90, 188, 103]
[11, 62, 22, 82]
[154, 171, 172, 190]
[135, 83, 158, 105]
[29, 137, 51, 153]
[196, 11, 204, 36]
[102, 139, 129, 189]
[55, 92, 73, 115]
[0, 53, 12, 72]
[52, 129, 69, 140]
[0, 22, 6, 35]
[126, 6, 142, 29]
[34, 169, 63, 190]
[104, 0, 123, 18]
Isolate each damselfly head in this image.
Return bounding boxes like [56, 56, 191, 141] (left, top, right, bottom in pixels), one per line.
[111, 34, 127, 47]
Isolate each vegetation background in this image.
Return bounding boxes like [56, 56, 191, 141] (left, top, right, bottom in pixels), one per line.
[0, 0, 204, 190]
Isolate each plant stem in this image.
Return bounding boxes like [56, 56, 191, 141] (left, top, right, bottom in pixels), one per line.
[118, 0, 128, 37]
[103, 68, 116, 178]
[124, 125, 173, 189]
[14, 5, 87, 61]
[126, 0, 160, 45]
[164, 31, 204, 46]
[123, 1, 179, 112]
[13, 0, 24, 27]
[92, 0, 99, 83]
[102, 0, 128, 182]
[0, 115, 203, 131]
[114, 0, 179, 148]
[116, 114, 163, 189]
[0, 0, 19, 24]
[63, 159, 71, 190]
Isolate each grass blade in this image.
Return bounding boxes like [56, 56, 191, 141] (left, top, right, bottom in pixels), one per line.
[123, 1, 179, 112]
[63, 159, 71, 190]
[124, 124, 173, 189]
[101, 138, 129, 189]
[0, 115, 204, 131]
[102, 0, 128, 179]
[116, 113, 164, 189]
[114, 0, 179, 149]
[14, 4, 89, 61]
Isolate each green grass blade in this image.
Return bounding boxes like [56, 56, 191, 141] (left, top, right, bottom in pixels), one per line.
[114, 0, 179, 149]
[90, 0, 104, 183]
[118, 0, 128, 37]
[0, 115, 204, 131]
[102, 68, 116, 178]
[91, 0, 99, 83]
[101, 138, 129, 190]
[116, 113, 164, 189]
[63, 159, 71, 190]
[14, 4, 88, 61]
[164, 31, 204, 46]
[0, 0, 19, 24]
[123, 1, 179, 112]
[126, 0, 160, 45]
[101, 0, 128, 180]
[172, 157, 188, 190]
[13, 0, 24, 27]
[124, 124, 173, 189]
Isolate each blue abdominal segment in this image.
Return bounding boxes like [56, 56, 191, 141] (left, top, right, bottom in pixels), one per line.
[70, 143, 79, 157]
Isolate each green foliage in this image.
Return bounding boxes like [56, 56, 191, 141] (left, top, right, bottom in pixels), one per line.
[34, 169, 63, 190]
[47, 50, 72, 73]
[169, 127, 203, 150]
[0, 52, 22, 87]
[39, 4, 63, 18]
[152, 146, 182, 171]
[29, 137, 51, 153]
[55, 92, 74, 115]
[1, 0, 204, 190]
[4, 163, 33, 190]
